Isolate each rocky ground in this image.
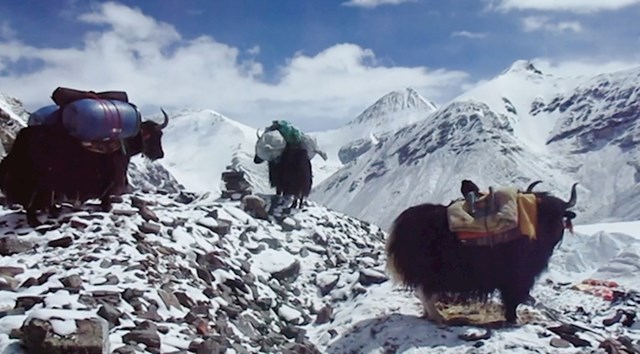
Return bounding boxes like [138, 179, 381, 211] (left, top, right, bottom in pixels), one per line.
[0, 183, 387, 353]
[0, 172, 638, 354]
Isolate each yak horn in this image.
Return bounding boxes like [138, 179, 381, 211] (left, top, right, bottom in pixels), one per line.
[256, 129, 263, 139]
[565, 183, 578, 208]
[158, 108, 169, 130]
[525, 180, 542, 192]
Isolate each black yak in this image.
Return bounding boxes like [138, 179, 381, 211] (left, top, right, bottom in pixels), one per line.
[385, 182, 578, 324]
[254, 142, 312, 209]
[0, 110, 169, 226]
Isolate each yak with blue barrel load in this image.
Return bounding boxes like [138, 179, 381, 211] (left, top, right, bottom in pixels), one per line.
[253, 121, 327, 209]
[0, 87, 169, 226]
[385, 181, 578, 325]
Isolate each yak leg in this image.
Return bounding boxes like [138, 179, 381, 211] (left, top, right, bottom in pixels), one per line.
[49, 205, 62, 218]
[100, 181, 116, 212]
[26, 191, 42, 227]
[48, 191, 62, 218]
[26, 209, 40, 227]
[268, 195, 280, 214]
[500, 281, 534, 324]
[100, 196, 112, 212]
[417, 286, 444, 324]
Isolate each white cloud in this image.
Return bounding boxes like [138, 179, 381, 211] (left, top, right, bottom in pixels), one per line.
[247, 46, 260, 56]
[341, 0, 415, 9]
[0, 2, 468, 131]
[489, 0, 640, 12]
[451, 31, 487, 39]
[0, 21, 16, 40]
[522, 16, 582, 33]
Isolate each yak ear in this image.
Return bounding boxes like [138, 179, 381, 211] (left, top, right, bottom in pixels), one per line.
[564, 211, 576, 219]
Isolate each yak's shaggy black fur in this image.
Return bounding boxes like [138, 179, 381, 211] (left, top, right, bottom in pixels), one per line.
[385, 183, 578, 323]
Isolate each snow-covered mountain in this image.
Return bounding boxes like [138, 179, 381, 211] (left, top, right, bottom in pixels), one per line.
[312, 61, 640, 230]
[311, 88, 438, 183]
[147, 88, 438, 194]
[158, 108, 271, 195]
[0, 93, 28, 157]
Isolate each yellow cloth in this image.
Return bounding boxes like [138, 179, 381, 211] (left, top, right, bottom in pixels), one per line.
[517, 193, 537, 240]
[447, 188, 538, 241]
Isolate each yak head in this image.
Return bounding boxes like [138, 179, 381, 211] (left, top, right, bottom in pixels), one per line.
[254, 128, 286, 164]
[535, 182, 578, 252]
[139, 108, 169, 160]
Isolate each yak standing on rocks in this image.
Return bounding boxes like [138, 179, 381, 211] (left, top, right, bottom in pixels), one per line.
[253, 120, 326, 209]
[385, 182, 578, 324]
[0, 108, 169, 226]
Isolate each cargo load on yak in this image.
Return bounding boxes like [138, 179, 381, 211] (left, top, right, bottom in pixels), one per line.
[254, 120, 327, 162]
[27, 87, 142, 142]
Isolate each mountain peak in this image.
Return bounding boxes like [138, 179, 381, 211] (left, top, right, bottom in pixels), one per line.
[348, 88, 437, 128]
[502, 60, 544, 76]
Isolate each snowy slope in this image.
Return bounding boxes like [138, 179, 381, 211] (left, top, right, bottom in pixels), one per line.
[313, 62, 640, 230]
[543, 67, 640, 222]
[0, 93, 28, 157]
[158, 108, 271, 195]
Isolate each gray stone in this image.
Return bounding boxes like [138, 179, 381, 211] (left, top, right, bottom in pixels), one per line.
[122, 321, 160, 350]
[20, 315, 109, 354]
[47, 236, 73, 248]
[315, 304, 333, 325]
[138, 205, 160, 222]
[358, 268, 388, 286]
[60, 275, 83, 289]
[173, 291, 196, 309]
[97, 304, 122, 329]
[272, 260, 301, 282]
[242, 195, 269, 220]
[0, 236, 33, 256]
[139, 222, 161, 234]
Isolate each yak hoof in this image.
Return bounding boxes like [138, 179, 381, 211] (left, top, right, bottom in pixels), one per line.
[100, 199, 112, 212]
[26, 211, 41, 227]
[417, 287, 445, 324]
[504, 314, 518, 325]
[49, 205, 62, 218]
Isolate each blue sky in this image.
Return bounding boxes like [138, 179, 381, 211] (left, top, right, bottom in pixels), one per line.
[0, 0, 639, 131]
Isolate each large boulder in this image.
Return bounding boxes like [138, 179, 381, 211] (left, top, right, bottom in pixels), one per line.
[19, 309, 109, 354]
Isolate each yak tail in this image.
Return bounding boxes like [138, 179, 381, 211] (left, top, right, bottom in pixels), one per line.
[385, 224, 404, 285]
[385, 204, 443, 289]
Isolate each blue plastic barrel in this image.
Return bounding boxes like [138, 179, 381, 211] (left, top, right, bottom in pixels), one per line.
[28, 105, 60, 126]
[61, 99, 141, 141]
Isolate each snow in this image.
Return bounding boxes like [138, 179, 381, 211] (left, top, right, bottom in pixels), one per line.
[574, 220, 640, 238]
[26, 309, 100, 336]
[277, 304, 302, 323]
[159, 109, 262, 194]
[251, 249, 297, 275]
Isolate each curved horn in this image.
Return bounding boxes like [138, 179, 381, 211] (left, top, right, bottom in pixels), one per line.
[565, 183, 578, 208]
[525, 180, 542, 193]
[256, 129, 263, 139]
[158, 108, 169, 130]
